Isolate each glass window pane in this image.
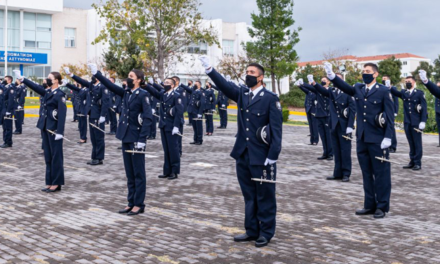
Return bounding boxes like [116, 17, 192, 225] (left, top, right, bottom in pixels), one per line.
[8, 11, 20, 29]
[37, 42, 51, 49]
[8, 29, 19, 48]
[0, 10, 4, 28]
[36, 31, 51, 42]
[35, 66, 43, 77]
[25, 41, 36, 48]
[24, 13, 36, 30]
[24, 30, 36, 41]
[36, 14, 51, 31]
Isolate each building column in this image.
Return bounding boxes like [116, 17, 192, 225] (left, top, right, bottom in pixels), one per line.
[19, 10, 24, 51]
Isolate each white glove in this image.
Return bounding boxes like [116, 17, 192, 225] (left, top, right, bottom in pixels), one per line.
[98, 116, 106, 124]
[63, 67, 71, 75]
[294, 80, 300, 86]
[222, 104, 225, 108]
[298, 79, 304, 86]
[61, 79, 68, 86]
[419, 70, 428, 84]
[148, 77, 153, 84]
[197, 114, 202, 119]
[226, 75, 231, 82]
[13, 70, 23, 81]
[152, 109, 155, 114]
[17, 106, 22, 110]
[307, 74, 314, 84]
[55, 134, 63, 140]
[323, 62, 336, 80]
[87, 63, 98, 75]
[172, 126, 179, 135]
[136, 142, 146, 149]
[346, 127, 354, 134]
[199, 55, 211, 69]
[5, 112, 11, 116]
[419, 122, 426, 130]
[264, 158, 277, 166]
[380, 138, 392, 149]
[385, 80, 391, 87]
[157, 78, 162, 84]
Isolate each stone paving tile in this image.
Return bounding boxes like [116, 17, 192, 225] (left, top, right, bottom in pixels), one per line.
[1, 109, 440, 263]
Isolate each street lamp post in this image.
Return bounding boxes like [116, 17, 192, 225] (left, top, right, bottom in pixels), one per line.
[4, 0, 8, 76]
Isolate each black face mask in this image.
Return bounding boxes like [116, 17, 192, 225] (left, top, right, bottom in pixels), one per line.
[245, 75, 260, 87]
[2, 80, 7, 85]
[406, 82, 413, 89]
[321, 81, 327, 86]
[43, 83, 49, 89]
[127, 78, 134, 89]
[164, 85, 172, 91]
[362, 73, 375, 84]
[122, 84, 127, 89]
[46, 78, 53, 87]
[91, 77, 98, 84]
[382, 80, 386, 85]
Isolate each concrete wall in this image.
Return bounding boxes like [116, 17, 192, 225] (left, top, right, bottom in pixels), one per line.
[51, 8, 88, 72]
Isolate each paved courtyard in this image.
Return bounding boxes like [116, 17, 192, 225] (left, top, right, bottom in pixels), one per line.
[1, 108, 440, 264]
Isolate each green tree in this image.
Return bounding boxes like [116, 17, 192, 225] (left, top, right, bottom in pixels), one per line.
[378, 56, 402, 85]
[103, 38, 145, 79]
[92, 0, 218, 79]
[245, 0, 301, 94]
[296, 63, 324, 83]
[432, 55, 440, 81]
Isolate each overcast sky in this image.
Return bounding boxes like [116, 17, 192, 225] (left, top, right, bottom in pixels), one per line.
[64, 0, 440, 62]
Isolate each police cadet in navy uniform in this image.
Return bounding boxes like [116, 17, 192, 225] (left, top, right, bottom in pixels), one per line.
[297, 78, 319, 145]
[187, 81, 206, 145]
[170, 76, 187, 155]
[389, 76, 427, 171]
[13, 79, 26, 135]
[199, 55, 282, 248]
[216, 85, 229, 129]
[203, 82, 215, 135]
[65, 67, 110, 165]
[306, 74, 356, 182]
[106, 77, 118, 136]
[324, 62, 394, 219]
[300, 79, 333, 160]
[14, 70, 67, 193]
[65, 82, 89, 144]
[145, 78, 159, 140]
[381, 76, 399, 153]
[144, 78, 184, 180]
[0, 76, 15, 148]
[186, 80, 194, 126]
[89, 64, 153, 215]
[419, 71, 440, 147]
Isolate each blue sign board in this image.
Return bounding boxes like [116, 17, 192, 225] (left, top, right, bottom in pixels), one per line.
[0, 51, 48, 64]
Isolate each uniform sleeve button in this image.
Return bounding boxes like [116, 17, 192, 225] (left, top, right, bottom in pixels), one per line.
[363, 119, 366, 122]
[246, 138, 249, 141]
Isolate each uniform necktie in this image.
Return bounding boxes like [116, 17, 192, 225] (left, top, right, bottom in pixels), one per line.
[365, 87, 370, 96]
[249, 92, 254, 105]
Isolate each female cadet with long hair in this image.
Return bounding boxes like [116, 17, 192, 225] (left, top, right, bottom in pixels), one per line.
[88, 63, 153, 216]
[13, 70, 67, 193]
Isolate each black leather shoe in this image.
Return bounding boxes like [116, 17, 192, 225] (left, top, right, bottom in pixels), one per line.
[168, 173, 178, 180]
[46, 185, 62, 192]
[327, 156, 333, 160]
[90, 160, 103, 166]
[389, 148, 396, 153]
[77, 140, 87, 144]
[0, 144, 12, 148]
[158, 174, 170, 179]
[195, 142, 202, 145]
[12, 131, 21, 135]
[190, 142, 197, 144]
[326, 176, 341, 180]
[403, 163, 415, 169]
[255, 236, 269, 247]
[127, 208, 145, 216]
[317, 156, 328, 160]
[41, 187, 50, 192]
[373, 209, 386, 219]
[342, 176, 350, 182]
[87, 160, 94, 165]
[233, 233, 258, 242]
[412, 165, 421, 171]
[355, 208, 375, 215]
[118, 207, 133, 214]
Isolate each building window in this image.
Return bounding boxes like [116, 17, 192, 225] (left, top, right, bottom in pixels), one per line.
[222, 40, 235, 56]
[403, 61, 407, 65]
[65, 28, 76, 48]
[23, 12, 52, 51]
[186, 42, 207, 54]
[403, 73, 408, 77]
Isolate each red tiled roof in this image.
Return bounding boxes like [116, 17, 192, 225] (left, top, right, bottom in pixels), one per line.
[297, 53, 427, 67]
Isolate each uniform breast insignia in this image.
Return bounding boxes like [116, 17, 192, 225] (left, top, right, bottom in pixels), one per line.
[10, 89, 14, 94]
[136, 90, 139, 95]
[105, 89, 108, 94]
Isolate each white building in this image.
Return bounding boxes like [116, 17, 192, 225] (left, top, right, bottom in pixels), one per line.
[297, 53, 432, 78]
[1, 1, 290, 94]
